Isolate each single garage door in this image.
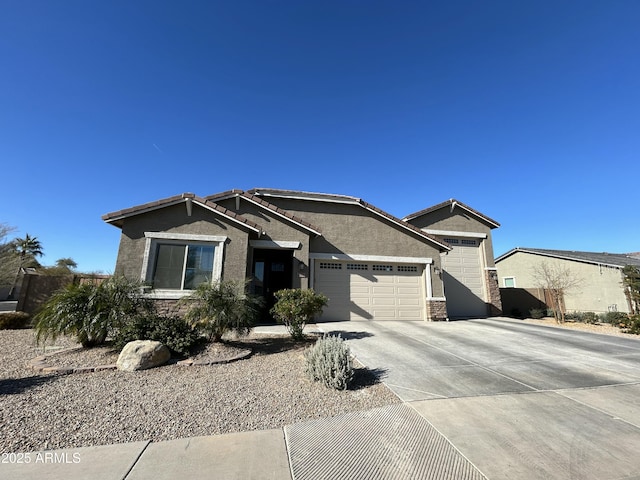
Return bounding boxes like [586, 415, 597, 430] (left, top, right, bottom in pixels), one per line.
[314, 260, 425, 321]
[441, 238, 486, 318]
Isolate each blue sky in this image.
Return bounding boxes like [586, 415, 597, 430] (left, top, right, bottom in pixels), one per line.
[1, 1, 639, 273]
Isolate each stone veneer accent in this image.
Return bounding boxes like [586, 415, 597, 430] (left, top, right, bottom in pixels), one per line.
[151, 299, 190, 317]
[485, 269, 503, 316]
[426, 299, 448, 321]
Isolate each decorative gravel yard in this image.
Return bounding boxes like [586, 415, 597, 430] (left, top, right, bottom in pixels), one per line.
[0, 329, 399, 452]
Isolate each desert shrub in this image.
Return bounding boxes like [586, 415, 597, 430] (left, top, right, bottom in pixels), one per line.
[565, 311, 599, 324]
[581, 312, 599, 324]
[623, 315, 640, 335]
[304, 334, 353, 390]
[270, 289, 328, 340]
[34, 276, 154, 347]
[0, 312, 31, 329]
[564, 311, 579, 321]
[529, 308, 545, 319]
[603, 311, 629, 326]
[180, 281, 262, 342]
[113, 314, 199, 357]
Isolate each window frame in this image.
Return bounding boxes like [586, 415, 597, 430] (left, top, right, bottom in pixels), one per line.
[503, 277, 516, 288]
[141, 232, 227, 299]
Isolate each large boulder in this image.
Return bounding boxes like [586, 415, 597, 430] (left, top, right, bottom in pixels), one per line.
[116, 340, 171, 372]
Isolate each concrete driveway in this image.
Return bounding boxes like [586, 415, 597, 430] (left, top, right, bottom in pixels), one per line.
[323, 317, 640, 480]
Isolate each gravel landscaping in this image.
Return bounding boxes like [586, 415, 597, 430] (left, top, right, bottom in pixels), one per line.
[0, 329, 399, 452]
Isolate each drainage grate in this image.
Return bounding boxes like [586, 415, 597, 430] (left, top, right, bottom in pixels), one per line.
[285, 403, 486, 480]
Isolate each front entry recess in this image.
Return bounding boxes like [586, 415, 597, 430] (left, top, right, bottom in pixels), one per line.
[252, 248, 293, 322]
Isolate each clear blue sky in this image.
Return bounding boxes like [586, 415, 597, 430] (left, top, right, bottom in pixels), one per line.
[1, 1, 639, 273]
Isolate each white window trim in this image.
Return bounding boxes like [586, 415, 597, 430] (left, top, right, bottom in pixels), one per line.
[503, 276, 516, 288]
[141, 232, 227, 298]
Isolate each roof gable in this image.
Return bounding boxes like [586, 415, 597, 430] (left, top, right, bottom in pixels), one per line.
[495, 247, 640, 269]
[248, 188, 451, 251]
[403, 199, 500, 229]
[206, 190, 323, 236]
[102, 193, 263, 233]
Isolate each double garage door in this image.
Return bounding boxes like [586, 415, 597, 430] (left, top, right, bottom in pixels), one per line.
[314, 260, 425, 321]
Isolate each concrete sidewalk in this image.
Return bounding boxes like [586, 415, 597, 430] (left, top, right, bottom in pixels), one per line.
[3, 403, 487, 480]
[6, 389, 640, 480]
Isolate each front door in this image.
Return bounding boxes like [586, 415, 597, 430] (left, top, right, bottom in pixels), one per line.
[252, 249, 294, 323]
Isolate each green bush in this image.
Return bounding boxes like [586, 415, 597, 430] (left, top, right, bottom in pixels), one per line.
[113, 314, 199, 357]
[582, 312, 599, 324]
[603, 311, 629, 326]
[0, 312, 31, 329]
[270, 289, 328, 340]
[623, 315, 640, 335]
[304, 334, 353, 390]
[566, 311, 599, 324]
[529, 308, 545, 319]
[180, 281, 262, 342]
[34, 276, 154, 347]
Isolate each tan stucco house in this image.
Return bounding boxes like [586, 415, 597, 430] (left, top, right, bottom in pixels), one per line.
[103, 189, 502, 321]
[495, 248, 640, 314]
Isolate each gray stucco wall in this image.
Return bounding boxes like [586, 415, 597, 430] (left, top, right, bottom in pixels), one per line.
[257, 197, 446, 297]
[113, 203, 252, 284]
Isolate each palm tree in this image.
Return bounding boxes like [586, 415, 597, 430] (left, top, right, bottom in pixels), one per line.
[13, 234, 43, 263]
[8, 234, 43, 298]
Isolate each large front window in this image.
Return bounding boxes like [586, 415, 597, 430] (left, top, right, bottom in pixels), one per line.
[152, 243, 215, 290]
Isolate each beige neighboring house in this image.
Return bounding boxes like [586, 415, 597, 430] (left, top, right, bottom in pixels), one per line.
[103, 189, 502, 322]
[495, 248, 640, 314]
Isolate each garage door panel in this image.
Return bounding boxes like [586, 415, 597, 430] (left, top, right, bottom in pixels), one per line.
[441, 238, 486, 318]
[372, 286, 395, 295]
[397, 285, 421, 294]
[398, 297, 421, 306]
[372, 297, 396, 306]
[315, 261, 425, 321]
[373, 276, 395, 283]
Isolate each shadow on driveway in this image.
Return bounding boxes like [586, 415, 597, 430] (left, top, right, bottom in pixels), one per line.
[326, 330, 374, 341]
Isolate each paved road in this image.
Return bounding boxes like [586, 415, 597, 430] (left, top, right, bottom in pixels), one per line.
[323, 317, 640, 480]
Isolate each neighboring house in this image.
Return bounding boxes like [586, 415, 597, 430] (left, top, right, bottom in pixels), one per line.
[495, 248, 640, 314]
[103, 189, 502, 321]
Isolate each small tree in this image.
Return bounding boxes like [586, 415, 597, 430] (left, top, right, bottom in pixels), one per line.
[532, 261, 582, 323]
[180, 281, 263, 342]
[270, 288, 328, 340]
[622, 265, 640, 315]
[0, 223, 18, 288]
[34, 276, 154, 347]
